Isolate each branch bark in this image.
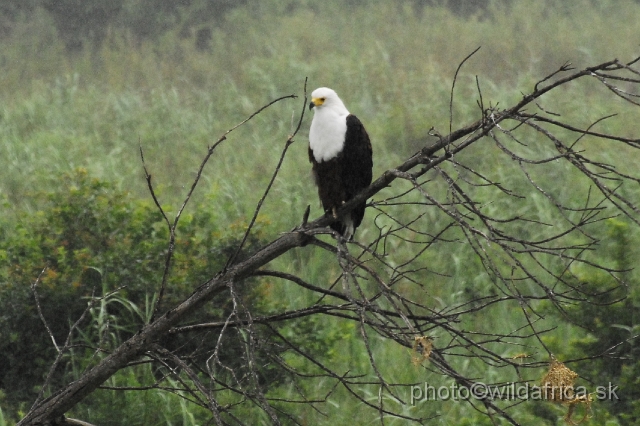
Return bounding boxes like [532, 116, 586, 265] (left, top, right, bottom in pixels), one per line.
[18, 57, 640, 425]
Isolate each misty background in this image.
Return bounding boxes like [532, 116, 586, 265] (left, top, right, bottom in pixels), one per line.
[1, 1, 640, 425]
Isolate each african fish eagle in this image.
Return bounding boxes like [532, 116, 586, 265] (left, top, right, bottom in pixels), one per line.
[308, 87, 373, 240]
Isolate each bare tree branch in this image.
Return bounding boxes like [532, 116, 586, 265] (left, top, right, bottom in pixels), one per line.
[17, 56, 640, 425]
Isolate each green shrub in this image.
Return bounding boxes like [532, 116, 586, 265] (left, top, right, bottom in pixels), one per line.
[0, 168, 272, 422]
[542, 219, 640, 425]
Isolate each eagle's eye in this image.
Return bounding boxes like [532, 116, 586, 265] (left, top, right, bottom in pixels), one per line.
[320, 97, 325, 101]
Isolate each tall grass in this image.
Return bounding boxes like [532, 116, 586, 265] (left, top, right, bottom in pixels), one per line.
[1, 0, 639, 424]
[1, 0, 639, 212]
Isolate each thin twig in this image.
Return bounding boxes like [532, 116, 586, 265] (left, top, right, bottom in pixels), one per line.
[225, 79, 308, 269]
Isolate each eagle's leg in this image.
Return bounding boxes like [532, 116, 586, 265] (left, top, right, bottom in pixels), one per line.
[332, 206, 338, 219]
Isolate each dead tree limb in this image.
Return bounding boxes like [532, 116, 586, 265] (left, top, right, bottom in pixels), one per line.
[18, 56, 640, 426]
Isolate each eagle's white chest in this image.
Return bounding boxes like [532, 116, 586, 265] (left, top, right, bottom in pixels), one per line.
[309, 109, 349, 162]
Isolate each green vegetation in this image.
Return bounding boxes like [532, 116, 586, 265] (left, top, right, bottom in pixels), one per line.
[1, 0, 639, 424]
[0, 170, 271, 419]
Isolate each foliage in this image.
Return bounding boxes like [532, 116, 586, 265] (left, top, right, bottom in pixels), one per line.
[0, 168, 358, 423]
[0, 169, 273, 422]
[542, 219, 640, 425]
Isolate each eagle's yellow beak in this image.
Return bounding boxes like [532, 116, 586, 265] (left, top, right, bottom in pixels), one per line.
[309, 97, 325, 110]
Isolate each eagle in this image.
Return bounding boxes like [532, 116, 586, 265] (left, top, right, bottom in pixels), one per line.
[308, 87, 373, 240]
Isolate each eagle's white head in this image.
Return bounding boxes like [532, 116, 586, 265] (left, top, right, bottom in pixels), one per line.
[309, 87, 349, 114]
[309, 87, 350, 162]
